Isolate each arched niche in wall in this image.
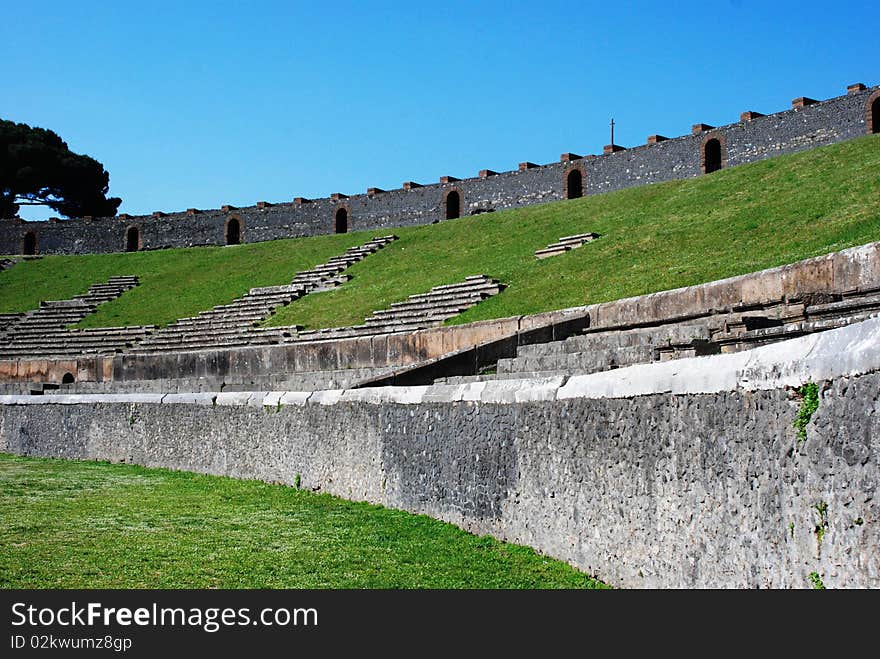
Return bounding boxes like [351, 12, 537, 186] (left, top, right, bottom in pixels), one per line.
[868, 91, 880, 135]
[564, 166, 584, 199]
[443, 189, 462, 220]
[334, 207, 349, 234]
[22, 231, 37, 255]
[125, 226, 141, 252]
[225, 217, 242, 245]
[701, 135, 726, 174]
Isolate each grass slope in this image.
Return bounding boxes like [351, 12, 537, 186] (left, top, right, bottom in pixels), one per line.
[0, 134, 877, 330]
[0, 453, 604, 589]
[0, 233, 368, 328]
[274, 134, 880, 329]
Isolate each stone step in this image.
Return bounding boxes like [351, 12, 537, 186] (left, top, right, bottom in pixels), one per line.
[419, 276, 496, 294]
[806, 292, 880, 318]
[558, 232, 600, 243]
[376, 295, 488, 316]
[387, 287, 497, 306]
[166, 320, 263, 331]
[189, 309, 272, 319]
[6, 331, 153, 343]
[128, 335, 285, 353]
[364, 310, 460, 326]
[534, 246, 571, 259]
[68, 325, 156, 335]
[206, 300, 286, 312]
[499, 344, 657, 375]
[0, 347, 126, 357]
[404, 283, 501, 303]
[137, 328, 278, 343]
[170, 316, 268, 328]
[535, 233, 600, 258]
[16, 311, 90, 319]
[247, 284, 310, 296]
[37, 301, 94, 310]
[715, 313, 876, 350]
[25, 317, 90, 324]
[294, 322, 429, 341]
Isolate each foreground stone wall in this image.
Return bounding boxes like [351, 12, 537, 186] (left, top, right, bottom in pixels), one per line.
[3, 318, 878, 588]
[1, 84, 876, 255]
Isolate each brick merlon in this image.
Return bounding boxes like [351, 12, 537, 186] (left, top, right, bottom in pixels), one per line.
[792, 97, 819, 108]
[439, 176, 460, 184]
[402, 181, 422, 190]
[740, 111, 764, 121]
[691, 123, 715, 134]
[646, 135, 668, 144]
[479, 169, 498, 178]
[518, 162, 539, 171]
[560, 153, 582, 162]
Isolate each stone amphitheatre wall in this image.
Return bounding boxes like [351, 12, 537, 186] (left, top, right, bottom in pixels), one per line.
[2, 316, 878, 588]
[2, 84, 878, 256]
[0, 241, 877, 390]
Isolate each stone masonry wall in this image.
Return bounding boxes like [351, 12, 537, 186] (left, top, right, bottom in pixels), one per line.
[2, 318, 879, 588]
[1, 374, 876, 589]
[1, 85, 876, 255]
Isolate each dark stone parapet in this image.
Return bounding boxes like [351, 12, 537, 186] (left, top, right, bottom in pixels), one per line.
[1, 83, 876, 256]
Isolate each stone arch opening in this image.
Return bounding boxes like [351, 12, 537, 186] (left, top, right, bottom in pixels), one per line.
[335, 207, 348, 234]
[225, 217, 241, 245]
[22, 231, 36, 255]
[444, 190, 461, 220]
[870, 95, 880, 135]
[61, 372, 75, 384]
[703, 138, 723, 174]
[125, 226, 140, 252]
[565, 168, 583, 200]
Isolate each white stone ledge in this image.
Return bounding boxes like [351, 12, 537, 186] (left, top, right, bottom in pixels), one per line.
[2, 316, 879, 407]
[558, 314, 880, 399]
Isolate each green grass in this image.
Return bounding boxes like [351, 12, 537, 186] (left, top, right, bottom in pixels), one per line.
[0, 453, 606, 589]
[0, 134, 878, 330]
[0, 233, 369, 328]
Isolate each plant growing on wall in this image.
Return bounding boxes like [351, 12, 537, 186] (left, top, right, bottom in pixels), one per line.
[793, 382, 820, 442]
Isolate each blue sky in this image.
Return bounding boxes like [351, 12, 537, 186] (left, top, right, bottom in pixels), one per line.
[3, 1, 877, 219]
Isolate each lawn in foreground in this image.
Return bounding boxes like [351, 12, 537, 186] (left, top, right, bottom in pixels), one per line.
[0, 453, 606, 589]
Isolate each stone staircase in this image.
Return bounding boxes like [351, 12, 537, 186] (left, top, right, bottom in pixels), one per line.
[534, 233, 600, 259]
[0, 313, 24, 337]
[435, 287, 880, 384]
[293, 275, 505, 341]
[0, 276, 154, 358]
[128, 236, 398, 353]
[0, 258, 17, 272]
